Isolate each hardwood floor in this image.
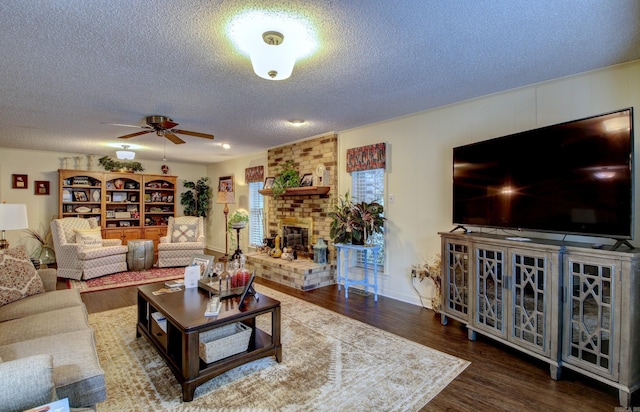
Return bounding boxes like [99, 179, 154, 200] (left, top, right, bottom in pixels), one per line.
[64, 275, 631, 411]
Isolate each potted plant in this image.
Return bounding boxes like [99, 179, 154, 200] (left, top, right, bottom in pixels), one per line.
[98, 156, 144, 173]
[411, 254, 442, 313]
[227, 209, 249, 251]
[350, 200, 385, 245]
[271, 160, 300, 198]
[180, 177, 212, 217]
[228, 209, 249, 230]
[328, 191, 385, 245]
[328, 191, 355, 244]
[24, 219, 56, 265]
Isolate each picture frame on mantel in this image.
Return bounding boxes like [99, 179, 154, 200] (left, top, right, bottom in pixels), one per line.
[12, 174, 28, 189]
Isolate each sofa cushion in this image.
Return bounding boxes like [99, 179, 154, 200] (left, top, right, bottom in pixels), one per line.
[0, 306, 88, 346]
[0, 246, 45, 307]
[0, 329, 106, 408]
[75, 228, 103, 248]
[0, 288, 83, 322]
[0, 354, 56, 412]
[171, 223, 197, 242]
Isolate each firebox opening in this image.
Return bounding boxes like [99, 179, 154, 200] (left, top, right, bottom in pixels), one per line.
[282, 226, 308, 250]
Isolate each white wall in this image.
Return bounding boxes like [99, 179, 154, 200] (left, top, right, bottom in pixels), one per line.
[0, 148, 206, 256]
[206, 152, 268, 254]
[338, 60, 640, 306]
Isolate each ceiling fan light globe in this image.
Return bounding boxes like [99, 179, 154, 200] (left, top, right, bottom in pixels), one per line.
[116, 150, 135, 160]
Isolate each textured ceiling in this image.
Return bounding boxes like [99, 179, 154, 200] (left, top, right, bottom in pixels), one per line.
[1, 1, 639, 164]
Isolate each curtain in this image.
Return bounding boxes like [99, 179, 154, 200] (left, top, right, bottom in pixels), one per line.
[245, 165, 264, 183]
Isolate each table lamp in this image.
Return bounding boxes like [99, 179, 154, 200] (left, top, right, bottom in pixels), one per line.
[216, 191, 235, 261]
[0, 203, 29, 249]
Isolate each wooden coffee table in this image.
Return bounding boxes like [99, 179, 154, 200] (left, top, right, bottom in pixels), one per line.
[136, 282, 282, 401]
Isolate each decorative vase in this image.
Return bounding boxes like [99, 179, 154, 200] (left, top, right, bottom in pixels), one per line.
[272, 235, 282, 258]
[38, 246, 56, 265]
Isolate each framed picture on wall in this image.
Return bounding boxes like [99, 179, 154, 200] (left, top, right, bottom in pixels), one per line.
[263, 177, 275, 189]
[218, 175, 234, 192]
[12, 174, 28, 189]
[34, 180, 50, 195]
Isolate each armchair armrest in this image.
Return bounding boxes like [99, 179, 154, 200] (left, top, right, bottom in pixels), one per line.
[37, 269, 58, 292]
[159, 236, 169, 244]
[102, 238, 122, 247]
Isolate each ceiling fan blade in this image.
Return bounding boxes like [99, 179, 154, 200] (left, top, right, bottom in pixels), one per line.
[172, 129, 214, 140]
[159, 120, 179, 129]
[164, 132, 186, 144]
[117, 130, 153, 139]
[101, 122, 148, 129]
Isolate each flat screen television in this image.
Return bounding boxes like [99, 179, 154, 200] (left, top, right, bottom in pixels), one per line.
[452, 107, 634, 240]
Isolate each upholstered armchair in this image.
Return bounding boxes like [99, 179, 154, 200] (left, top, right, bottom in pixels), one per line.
[50, 217, 128, 280]
[157, 216, 205, 268]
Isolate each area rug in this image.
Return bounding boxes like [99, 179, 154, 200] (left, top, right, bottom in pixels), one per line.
[67, 267, 185, 293]
[88, 284, 470, 411]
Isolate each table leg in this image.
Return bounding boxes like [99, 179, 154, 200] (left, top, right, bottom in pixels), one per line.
[344, 249, 350, 299]
[182, 331, 200, 402]
[337, 247, 343, 291]
[273, 306, 282, 362]
[362, 249, 369, 295]
[373, 250, 379, 301]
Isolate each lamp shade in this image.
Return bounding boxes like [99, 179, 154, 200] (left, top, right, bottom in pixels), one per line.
[216, 191, 236, 204]
[116, 145, 135, 160]
[0, 204, 29, 230]
[248, 40, 297, 80]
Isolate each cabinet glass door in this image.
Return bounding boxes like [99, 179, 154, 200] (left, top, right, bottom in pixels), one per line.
[563, 258, 617, 380]
[475, 247, 505, 337]
[444, 241, 469, 320]
[511, 252, 548, 354]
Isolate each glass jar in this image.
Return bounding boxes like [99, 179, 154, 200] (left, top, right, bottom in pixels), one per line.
[231, 256, 251, 288]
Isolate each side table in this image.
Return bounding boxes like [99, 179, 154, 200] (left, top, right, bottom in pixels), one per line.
[334, 243, 381, 301]
[127, 239, 154, 271]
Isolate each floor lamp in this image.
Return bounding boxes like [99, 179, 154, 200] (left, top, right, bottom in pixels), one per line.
[0, 203, 29, 250]
[216, 191, 235, 262]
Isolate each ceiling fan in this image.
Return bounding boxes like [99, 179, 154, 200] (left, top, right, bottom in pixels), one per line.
[104, 115, 214, 145]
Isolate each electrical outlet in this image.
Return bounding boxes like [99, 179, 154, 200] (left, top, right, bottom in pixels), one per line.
[411, 269, 417, 278]
[389, 194, 395, 203]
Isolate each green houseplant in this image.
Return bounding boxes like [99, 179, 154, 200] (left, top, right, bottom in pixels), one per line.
[328, 191, 385, 245]
[98, 156, 144, 173]
[180, 177, 212, 217]
[23, 218, 56, 264]
[227, 209, 249, 251]
[271, 160, 300, 198]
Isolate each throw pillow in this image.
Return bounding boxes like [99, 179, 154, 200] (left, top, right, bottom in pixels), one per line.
[0, 246, 45, 307]
[171, 223, 197, 243]
[0, 354, 56, 411]
[75, 228, 103, 248]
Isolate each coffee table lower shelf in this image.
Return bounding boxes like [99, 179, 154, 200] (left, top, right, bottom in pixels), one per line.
[136, 283, 282, 401]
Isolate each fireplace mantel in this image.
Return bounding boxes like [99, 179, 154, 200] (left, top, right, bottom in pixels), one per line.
[259, 186, 330, 197]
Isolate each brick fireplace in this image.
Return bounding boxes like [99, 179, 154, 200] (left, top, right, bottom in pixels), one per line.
[246, 133, 338, 291]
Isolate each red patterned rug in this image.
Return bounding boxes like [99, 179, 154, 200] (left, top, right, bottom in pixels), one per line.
[66, 267, 185, 293]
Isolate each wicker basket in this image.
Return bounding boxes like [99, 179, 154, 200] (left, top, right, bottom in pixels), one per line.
[199, 322, 251, 363]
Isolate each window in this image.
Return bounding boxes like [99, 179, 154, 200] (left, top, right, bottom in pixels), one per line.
[351, 168, 385, 266]
[248, 181, 264, 247]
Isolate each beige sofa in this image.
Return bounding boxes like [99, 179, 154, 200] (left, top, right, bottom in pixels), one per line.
[0, 264, 106, 411]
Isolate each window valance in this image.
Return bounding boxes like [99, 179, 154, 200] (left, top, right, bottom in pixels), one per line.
[346, 143, 386, 173]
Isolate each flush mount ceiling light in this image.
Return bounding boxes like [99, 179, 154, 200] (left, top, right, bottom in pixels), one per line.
[227, 10, 317, 81]
[116, 145, 135, 160]
[288, 119, 305, 126]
